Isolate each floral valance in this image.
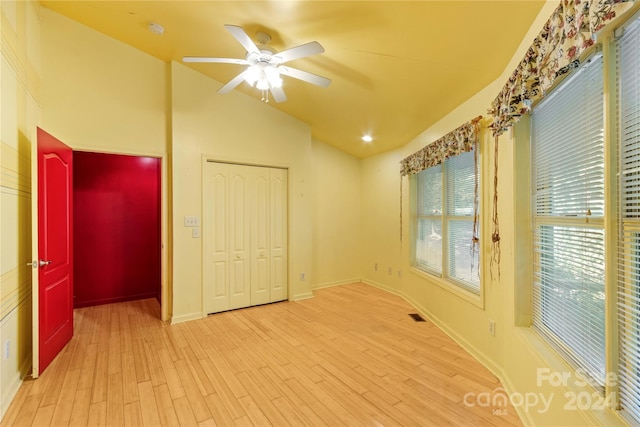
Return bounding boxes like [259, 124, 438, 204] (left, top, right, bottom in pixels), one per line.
[489, 0, 635, 136]
[400, 116, 482, 176]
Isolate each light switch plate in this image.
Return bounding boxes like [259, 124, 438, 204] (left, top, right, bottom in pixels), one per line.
[184, 216, 200, 227]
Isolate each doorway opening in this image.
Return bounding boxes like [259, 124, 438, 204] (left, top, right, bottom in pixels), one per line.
[73, 151, 161, 309]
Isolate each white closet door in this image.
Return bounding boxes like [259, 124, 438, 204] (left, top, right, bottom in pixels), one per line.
[270, 168, 288, 302]
[250, 166, 271, 305]
[228, 165, 251, 310]
[203, 162, 230, 314]
[204, 162, 288, 315]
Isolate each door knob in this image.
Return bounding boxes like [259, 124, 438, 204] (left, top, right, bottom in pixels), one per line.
[236, 254, 241, 259]
[27, 261, 37, 268]
[39, 260, 52, 267]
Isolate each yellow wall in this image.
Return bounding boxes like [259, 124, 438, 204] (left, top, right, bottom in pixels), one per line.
[170, 61, 315, 321]
[358, 1, 630, 426]
[311, 138, 362, 289]
[39, 8, 171, 321]
[4, 2, 634, 425]
[0, 0, 40, 417]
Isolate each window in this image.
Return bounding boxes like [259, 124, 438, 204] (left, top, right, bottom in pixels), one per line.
[531, 52, 606, 385]
[414, 150, 480, 294]
[617, 12, 640, 424]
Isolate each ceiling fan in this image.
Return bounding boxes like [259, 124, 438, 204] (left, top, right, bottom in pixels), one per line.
[183, 24, 331, 103]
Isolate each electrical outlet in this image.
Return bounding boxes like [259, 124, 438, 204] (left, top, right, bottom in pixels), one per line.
[192, 227, 201, 238]
[300, 272, 305, 281]
[488, 320, 496, 337]
[4, 340, 9, 360]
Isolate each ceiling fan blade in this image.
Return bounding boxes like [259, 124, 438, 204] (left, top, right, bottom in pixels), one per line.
[218, 70, 247, 94]
[183, 56, 248, 65]
[224, 24, 260, 54]
[275, 41, 325, 64]
[279, 66, 331, 88]
[270, 86, 287, 103]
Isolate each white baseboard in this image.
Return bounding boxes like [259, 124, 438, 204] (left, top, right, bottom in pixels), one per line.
[311, 278, 361, 290]
[291, 291, 314, 301]
[170, 312, 203, 324]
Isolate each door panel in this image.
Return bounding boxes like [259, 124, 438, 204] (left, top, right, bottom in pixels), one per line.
[36, 128, 74, 375]
[270, 169, 288, 302]
[251, 168, 270, 306]
[228, 166, 251, 309]
[204, 164, 230, 314]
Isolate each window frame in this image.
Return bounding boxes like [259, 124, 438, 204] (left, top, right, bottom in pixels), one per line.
[411, 149, 482, 303]
[529, 49, 608, 390]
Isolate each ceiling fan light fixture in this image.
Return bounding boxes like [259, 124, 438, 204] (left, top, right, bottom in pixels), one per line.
[244, 65, 261, 86]
[185, 24, 330, 103]
[246, 64, 282, 90]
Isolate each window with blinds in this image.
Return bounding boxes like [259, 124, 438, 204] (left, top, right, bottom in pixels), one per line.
[531, 52, 606, 386]
[415, 150, 479, 293]
[617, 12, 640, 425]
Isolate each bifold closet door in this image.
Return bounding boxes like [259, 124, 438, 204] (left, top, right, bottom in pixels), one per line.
[250, 167, 288, 305]
[203, 162, 251, 314]
[203, 162, 287, 315]
[269, 168, 288, 302]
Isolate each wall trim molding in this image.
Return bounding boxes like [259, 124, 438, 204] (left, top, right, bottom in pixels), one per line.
[170, 312, 203, 324]
[291, 292, 314, 301]
[311, 279, 360, 290]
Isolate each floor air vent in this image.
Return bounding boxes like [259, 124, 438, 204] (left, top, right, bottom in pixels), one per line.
[409, 313, 426, 322]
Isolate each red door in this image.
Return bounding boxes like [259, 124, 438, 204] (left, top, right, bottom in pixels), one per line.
[36, 127, 74, 374]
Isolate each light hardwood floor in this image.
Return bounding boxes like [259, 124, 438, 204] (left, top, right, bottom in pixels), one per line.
[1, 283, 521, 426]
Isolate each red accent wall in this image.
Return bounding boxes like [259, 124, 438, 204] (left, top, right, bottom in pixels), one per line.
[73, 151, 161, 308]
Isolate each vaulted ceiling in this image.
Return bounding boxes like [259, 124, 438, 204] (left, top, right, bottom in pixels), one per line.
[40, 1, 546, 158]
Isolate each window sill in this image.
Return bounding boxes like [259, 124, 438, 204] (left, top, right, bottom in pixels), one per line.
[512, 326, 628, 427]
[409, 267, 484, 310]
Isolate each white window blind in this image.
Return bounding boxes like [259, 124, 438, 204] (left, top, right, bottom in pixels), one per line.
[531, 52, 606, 386]
[415, 150, 479, 293]
[617, 12, 640, 424]
[416, 165, 443, 275]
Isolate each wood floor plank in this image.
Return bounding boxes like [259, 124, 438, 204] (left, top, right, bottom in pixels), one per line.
[123, 402, 143, 427]
[137, 381, 161, 426]
[77, 343, 98, 391]
[68, 388, 91, 426]
[121, 351, 139, 404]
[1, 284, 522, 427]
[172, 396, 198, 426]
[152, 384, 180, 427]
[106, 373, 124, 427]
[174, 358, 212, 422]
[203, 393, 236, 427]
[91, 351, 109, 404]
[87, 401, 107, 427]
[50, 368, 80, 426]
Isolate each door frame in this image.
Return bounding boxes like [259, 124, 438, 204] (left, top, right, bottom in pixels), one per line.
[72, 147, 170, 321]
[201, 155, 291, 316]
[32, 145, 170, 375]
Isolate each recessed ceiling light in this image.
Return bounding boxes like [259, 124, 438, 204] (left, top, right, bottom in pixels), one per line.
[362, 135, 373, 143]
